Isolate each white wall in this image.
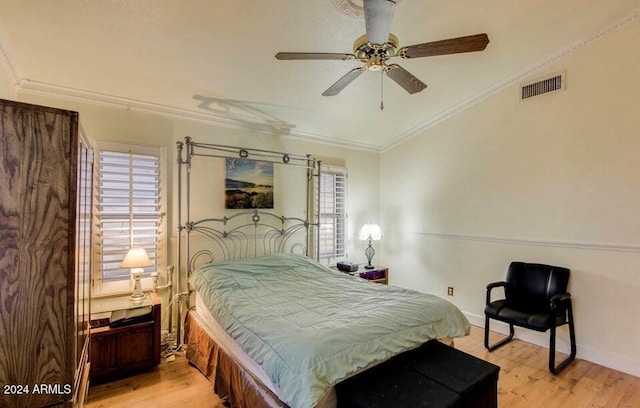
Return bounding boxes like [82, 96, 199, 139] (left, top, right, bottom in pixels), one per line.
[380, 21, 640, 376]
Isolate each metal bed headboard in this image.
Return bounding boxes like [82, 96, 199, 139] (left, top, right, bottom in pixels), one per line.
[176, 137, 321, 276]
[173, 136, 321, 343]
[185, 210, 315, 272]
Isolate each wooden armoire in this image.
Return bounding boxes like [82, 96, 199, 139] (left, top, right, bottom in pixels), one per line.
[0, 99, 92, 407]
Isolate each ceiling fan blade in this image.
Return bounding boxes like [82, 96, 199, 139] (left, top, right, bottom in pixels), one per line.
[364, 0, 396, 45]
[275, 52, 354, 60]
[386, 64, 427, 94]
[400, 33, 490, 59]
[322, 67, 366, 96]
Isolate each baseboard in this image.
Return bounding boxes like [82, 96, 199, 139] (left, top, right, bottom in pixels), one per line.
[464, 311, 640, 378]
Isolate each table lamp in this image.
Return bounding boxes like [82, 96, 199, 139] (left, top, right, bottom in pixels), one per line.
[358, 224, 383, 269]
[121, 247, 153, 302]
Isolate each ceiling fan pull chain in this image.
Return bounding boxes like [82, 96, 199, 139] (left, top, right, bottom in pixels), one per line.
[380, 69, 384, 111]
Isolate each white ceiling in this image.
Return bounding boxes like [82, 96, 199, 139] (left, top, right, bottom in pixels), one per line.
[1, 1, 639, 151]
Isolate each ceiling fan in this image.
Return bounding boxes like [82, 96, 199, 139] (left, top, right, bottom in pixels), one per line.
[275, 0, 489, 106]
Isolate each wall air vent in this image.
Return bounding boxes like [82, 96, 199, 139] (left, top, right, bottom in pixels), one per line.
[521, 73, 565, 100]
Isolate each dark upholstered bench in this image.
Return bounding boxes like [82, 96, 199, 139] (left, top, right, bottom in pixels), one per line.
[336, 340, 500, 408]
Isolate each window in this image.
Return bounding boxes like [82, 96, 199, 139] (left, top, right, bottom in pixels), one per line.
[94, 142, 164, 292]
[315, 166, 347, 262]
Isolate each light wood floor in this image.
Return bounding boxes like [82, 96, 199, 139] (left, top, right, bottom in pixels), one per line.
[86, 325, 640, 408]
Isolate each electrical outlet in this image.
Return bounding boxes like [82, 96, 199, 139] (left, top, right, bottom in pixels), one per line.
[447, 287, 454, 296]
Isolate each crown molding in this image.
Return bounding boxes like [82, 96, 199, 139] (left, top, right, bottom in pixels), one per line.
[15, 78, 381, 152]
[380, 5, 640, 152]
[0, 31, 380, 153]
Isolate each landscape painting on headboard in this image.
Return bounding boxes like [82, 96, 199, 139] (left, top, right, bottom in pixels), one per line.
[225, 158, 274, 209]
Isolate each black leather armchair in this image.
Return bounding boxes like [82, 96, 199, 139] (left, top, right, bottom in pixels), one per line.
[484, 262, 576, 374]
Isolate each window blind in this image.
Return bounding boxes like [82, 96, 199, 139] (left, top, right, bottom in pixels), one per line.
[97, 149, 161, 281]
[316, 167, 346, 261]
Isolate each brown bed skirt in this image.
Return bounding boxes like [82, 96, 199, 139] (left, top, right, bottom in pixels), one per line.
[185, 310, 455, 408]
[185, 311, 287, 408]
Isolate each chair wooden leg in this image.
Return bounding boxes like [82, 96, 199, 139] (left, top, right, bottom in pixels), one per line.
[549, 307, 577, 374]
[484, 315, 514, 351]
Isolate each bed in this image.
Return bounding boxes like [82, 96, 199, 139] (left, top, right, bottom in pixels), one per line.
[185, 253, 470, 408]
[174, 139, 471, 408]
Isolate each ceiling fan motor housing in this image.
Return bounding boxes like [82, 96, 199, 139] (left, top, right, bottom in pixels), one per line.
[353, 33, 399, 71]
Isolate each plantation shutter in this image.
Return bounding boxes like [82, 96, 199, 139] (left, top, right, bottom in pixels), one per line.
[97, 148, 161, 281]
[316, 166, 347, 261]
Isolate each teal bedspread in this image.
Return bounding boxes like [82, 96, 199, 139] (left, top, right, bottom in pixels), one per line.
[189, 253, 470, 408]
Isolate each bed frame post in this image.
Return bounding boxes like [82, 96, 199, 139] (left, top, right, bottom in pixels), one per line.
[305, 155, 314, 260]
[178, 136, 195, 347]
[185, 136, 193, 282]
[176, 137, 195, 347]
[316, 161, 322, 261]
[175, 140, 184, 343]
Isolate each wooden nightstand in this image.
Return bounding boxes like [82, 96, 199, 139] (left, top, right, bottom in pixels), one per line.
[89, 293, 161, 383]
[355, 267, 389, 285]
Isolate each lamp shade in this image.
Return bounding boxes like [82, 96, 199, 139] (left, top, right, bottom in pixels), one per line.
[120, 247, 153, 269]
[358, 224, 384, 241]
